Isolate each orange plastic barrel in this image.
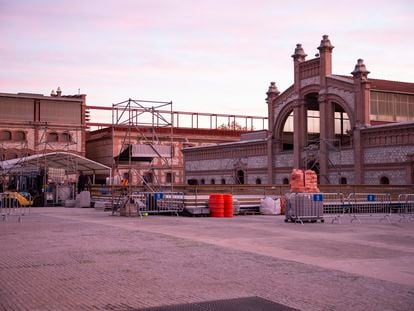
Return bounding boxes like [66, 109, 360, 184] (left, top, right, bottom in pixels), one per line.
[223, 194, 233, 218]
[209, 194, 224, 217]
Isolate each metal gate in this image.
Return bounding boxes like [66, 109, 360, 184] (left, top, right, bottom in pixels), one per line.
[131, 192, 184, 216]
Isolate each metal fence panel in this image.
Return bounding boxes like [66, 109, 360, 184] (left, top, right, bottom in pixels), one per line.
[321, 193, 346, 224]
[0, 193, 26, 223]
[285, 193, 324, 224]
[397, 194, 414, 222]
[131, 192, 184, 216]
[347, 193, 391, 223]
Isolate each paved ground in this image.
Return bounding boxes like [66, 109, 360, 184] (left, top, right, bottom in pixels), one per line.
[1, 207, 414, 311]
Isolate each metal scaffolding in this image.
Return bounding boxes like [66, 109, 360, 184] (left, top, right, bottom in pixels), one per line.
[303, 138, 343, 185]
[111, 98, 175, 214]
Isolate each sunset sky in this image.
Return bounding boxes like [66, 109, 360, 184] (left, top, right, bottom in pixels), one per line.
[1, 0, 413, 118]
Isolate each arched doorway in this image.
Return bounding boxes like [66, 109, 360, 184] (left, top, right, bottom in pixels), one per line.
[339, 177, 347, 184]
[380, 176, 390, 185]
[236, 170, 245, 184]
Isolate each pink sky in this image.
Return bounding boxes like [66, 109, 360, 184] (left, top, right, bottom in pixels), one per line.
[1, 0, 413, 118]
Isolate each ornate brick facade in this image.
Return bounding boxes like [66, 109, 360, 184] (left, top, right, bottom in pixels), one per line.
[183, 35, 414, 185]
[0, 90, 86, 161]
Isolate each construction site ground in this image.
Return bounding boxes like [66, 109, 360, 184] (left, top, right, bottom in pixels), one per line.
[1, 207, 413, 311]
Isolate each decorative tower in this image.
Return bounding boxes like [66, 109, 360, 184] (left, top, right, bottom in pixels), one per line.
[351, 59, 371, 127]
[317, 35, 334, 86]
[266, 82, 280, 184]
[266, 81, 280, 133]
[351, 59, 371, 184]
[291, 44, 307, 168]
[291, 44, 307, 92]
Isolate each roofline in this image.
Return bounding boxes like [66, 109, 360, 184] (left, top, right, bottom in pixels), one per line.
[0, 92, 85, 102]
[183, 138, 267, 152]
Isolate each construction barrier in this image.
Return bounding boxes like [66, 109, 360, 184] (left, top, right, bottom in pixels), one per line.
[321, 193, 346, 224]
[130, 192, 184, 217]
[0, 192, 29, 223]
[285, 193, 324, 224]
[397, 194, 414, 222]
[347, 193, 391, 223]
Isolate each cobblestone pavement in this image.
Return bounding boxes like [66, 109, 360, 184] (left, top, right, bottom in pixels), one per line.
[1, 207, 414, 311]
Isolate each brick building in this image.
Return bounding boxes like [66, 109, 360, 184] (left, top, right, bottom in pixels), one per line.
[86, 126, 245, 185]
[0, 88, 87, 160]
[183, 35, 414, 185]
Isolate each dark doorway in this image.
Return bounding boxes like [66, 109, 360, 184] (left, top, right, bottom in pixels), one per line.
[236, 170, 245, 184]
[339, 177, 347, 184]
[380, 176, 390, 185]
[187, 179, 198, 185]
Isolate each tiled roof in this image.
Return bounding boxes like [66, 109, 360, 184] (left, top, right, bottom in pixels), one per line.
[332, 75, 414, 93]
[369, 78, 414, 93]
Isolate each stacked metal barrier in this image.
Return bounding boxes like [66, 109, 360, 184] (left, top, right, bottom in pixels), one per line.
[397, 194, 414, 222]
[285, 193, 324, 224]
[347, 193, 391, 223]
[131, 192, 185, 217]
[0, 193, 27, 223]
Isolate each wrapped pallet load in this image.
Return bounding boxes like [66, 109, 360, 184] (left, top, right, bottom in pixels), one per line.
[260, 196, 281, 215]
[289, 169, 320, 193]
[304, 170, 320, 193]
[290, 169, 305, 193]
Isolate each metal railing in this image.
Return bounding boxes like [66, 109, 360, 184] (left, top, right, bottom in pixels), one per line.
[321, 193, 346, 224]
[397, 194, 414, 222]
[346, 193, 391, 224]
[0, 192, 30, 223]
[131, 192, 185, 217]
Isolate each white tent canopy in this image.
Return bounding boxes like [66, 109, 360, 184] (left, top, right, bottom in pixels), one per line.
[0, 152, 111, 176]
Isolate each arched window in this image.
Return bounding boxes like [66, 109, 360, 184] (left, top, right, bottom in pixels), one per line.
[281, 110, 294, 150]
[47, 132, 58, 142]
[282, 178, 289, 185]
[60, 132, 71, 142]
[221, 178, 226, 184]
[255, 178, 262, 185]
[200, 179, 205, 185]
[339, 177, 347, 184]
[166, 172, 172, 183]
[380, 176, 390, 185]
[210, 179, 215, 184]
[333, 103, 351, 147]
[0, 131, 12, 141]
[143, 172, 153, 184]
[14, 131, 26, 141]
[187, 179, 198, 185]
[236, 170, 245, 184]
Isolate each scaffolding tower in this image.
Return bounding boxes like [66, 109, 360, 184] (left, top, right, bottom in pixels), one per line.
[303, 138, 343, 185]
[111, 99, 175, 213]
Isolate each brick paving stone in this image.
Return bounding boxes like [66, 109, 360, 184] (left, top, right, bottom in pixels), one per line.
[0, 207, 413, 310]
